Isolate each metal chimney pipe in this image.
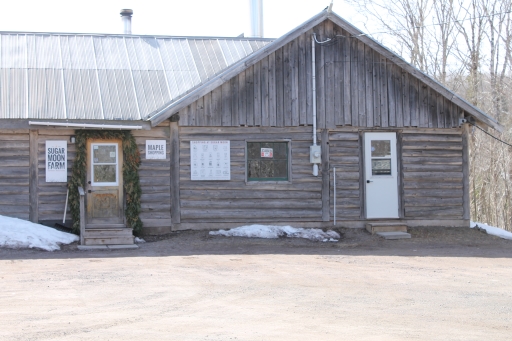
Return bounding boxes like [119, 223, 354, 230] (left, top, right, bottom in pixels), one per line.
[249, 0, 263, 37]
[120, 9, 133, 35]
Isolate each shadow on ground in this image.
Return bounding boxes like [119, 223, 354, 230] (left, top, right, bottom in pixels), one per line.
[1, 226, 511, 261]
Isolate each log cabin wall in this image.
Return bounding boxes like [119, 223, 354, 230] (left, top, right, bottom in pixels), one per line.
[132, 123, 172, 234]
[401, 130, 464, 220]
[178, 20, 463, 130]
[178, 126, 323, 228]
[0, 130, 30, 220]
[328, 128, 465, 226]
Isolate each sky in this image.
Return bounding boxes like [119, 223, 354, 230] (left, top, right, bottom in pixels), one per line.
[0, 0, 364, 38]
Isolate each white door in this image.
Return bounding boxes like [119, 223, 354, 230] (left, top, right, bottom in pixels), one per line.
[364, 132, 399, 219]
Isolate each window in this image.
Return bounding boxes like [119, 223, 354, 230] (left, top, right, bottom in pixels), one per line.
[370, 140, 392, 176]
[91, 143, 119, 186]
[247, 141, 289, 181]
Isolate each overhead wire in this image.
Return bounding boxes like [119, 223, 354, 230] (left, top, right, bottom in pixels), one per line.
[469, 122, 512, 148]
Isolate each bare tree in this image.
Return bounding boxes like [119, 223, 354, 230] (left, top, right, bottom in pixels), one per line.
[347, 0, 433, 72]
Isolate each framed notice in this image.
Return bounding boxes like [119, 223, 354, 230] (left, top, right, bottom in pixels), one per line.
[146, 140, 166, 159]
[46, 140, 67, 182]
[190, 141, 230, 180]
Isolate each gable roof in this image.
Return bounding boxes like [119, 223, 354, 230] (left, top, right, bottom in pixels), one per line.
[148, 10, 503, 132]
[0, 32, 273, 121]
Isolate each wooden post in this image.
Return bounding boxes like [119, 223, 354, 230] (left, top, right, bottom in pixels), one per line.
[321, 129, 330, 222]
[359, 130, 365, 219]
[462, 124, 470, 220]
[397, 130, 404, 218]
[170, 120, 181, 225]
[29, 130, 39, 223]
[78, 186, 85, 245]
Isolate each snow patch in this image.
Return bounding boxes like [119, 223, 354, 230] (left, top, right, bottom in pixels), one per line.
[0, 215, 79, 251]
[470, 221, 512, 240]
[209, 224, 339, 242]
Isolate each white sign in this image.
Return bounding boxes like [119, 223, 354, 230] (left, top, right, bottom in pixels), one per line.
[190, 141, 230, 180]
[146, 140, 166, 160]
[261, 148, 273, 158]
[46, 140, 67, 182]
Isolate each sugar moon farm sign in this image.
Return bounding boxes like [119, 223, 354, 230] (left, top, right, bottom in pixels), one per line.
[46, 140, 67, 182]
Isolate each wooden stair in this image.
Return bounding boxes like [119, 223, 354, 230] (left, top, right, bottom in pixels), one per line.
[83, 225, 134, 246]
[365, 223, 408, 235]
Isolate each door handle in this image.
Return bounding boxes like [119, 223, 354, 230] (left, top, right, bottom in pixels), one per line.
[367, 180, 373, 183]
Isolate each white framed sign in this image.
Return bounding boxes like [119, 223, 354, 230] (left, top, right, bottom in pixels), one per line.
[261, 148, 273, 158]
[146, 140, 166, 159]
[190, 141, 230, 181]
[46, 140, 67, 182]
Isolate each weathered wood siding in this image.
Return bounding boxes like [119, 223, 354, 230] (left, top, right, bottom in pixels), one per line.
[37, 129, 74, 221]
[402, 130, 464, 219]
[327, 128, 464, 222]
[133, 124, 172, 233]
[0, 130, 30, 220]
[329, 130, 361, 219]
[179, 126, 323, 223]
[178, 20, 462, 130]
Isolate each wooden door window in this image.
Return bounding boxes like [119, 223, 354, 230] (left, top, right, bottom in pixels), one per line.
[91, 143, 119, 186]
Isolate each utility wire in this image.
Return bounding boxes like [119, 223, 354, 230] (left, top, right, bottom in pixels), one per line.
[469, 122, 512, 148]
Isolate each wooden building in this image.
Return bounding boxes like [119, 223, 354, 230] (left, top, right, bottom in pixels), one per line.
[0, 10, 502, 245]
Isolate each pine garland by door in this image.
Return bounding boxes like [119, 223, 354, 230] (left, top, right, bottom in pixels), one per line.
[68, 130, 143, 236]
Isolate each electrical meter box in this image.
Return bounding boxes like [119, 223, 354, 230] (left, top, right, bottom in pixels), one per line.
[310, 145, 321, 163]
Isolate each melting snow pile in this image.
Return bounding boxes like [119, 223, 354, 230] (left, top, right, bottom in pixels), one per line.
[209, 224, 339, 242]
[0, 215, 79, 251]
[470, 221, 512, 240]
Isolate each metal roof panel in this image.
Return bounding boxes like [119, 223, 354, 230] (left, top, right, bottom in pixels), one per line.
[0, 32, 272, 120]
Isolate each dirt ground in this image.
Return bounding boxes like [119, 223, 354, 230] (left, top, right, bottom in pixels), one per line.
[1, 226, 511, 341]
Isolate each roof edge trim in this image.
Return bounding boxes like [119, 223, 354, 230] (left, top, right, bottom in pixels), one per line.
[29, 121, 145, 130]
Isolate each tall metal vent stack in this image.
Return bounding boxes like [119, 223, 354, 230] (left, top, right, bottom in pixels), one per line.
[120, 9, 133, 35]
[249, 0, 263, 37]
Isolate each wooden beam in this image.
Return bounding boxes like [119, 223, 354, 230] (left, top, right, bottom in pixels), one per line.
[29, 129, 39, 223]
[321, 129, 330, 221]
[462, 124, 470, 220]
[78, 186, 85, 245]
[170, 121, 181, 224]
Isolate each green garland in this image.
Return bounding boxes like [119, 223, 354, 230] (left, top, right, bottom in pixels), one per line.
[68, 130, 143, 236]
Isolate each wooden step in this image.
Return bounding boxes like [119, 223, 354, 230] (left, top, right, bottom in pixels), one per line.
[84, 236, 134, 246]
[84, 228, 133, 238]
[366, 223, 407, 235]
[376, 232, 412, 240]
[86, 223, 126, 229]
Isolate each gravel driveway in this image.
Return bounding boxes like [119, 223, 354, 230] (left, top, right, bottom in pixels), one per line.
[1, 226, 511, 341]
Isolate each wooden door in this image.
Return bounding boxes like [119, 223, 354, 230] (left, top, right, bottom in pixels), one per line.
[86, 139, 124, 226]
[364, 132, 399, 219]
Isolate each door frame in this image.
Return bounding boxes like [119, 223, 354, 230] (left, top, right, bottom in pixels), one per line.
[361, 130, 403, 220]
[85, 138, 125, 226]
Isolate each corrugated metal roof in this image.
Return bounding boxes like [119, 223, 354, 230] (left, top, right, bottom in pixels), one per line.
[0, 33, 273, 120]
